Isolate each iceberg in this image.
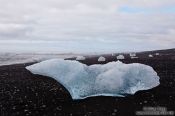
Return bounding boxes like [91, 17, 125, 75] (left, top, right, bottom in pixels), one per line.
[149, 54, 153, 57]
[26, 59, 160, 100]
[130, 53, 136, 57]
[155, 53, 160, 56]
[98, 56, 106, 62]
[76, 56, 86, 61]
[117, 55, 125, 60]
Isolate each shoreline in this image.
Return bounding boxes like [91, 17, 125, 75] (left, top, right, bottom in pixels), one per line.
[0, 48, 175, 116]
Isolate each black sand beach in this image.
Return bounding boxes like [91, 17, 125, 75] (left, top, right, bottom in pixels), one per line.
[0, 49, 175, 116]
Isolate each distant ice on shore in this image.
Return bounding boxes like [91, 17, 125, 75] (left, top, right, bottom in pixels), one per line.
[117, 55, 125, 60]
[0, 53, 76, 66]
[26, 59, 160, 100]
[76, 56, 86, 61]
[98, 56, 106, 62]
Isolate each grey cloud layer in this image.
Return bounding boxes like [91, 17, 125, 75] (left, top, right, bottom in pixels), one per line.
[0, 0, 175, 52]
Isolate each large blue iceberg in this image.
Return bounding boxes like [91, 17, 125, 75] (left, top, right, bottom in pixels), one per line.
[26, 59, 160, 100]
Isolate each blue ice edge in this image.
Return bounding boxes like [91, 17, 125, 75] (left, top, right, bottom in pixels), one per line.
[26, 59, 160, 100]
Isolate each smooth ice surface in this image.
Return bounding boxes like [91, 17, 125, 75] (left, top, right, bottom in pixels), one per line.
[26, 59, 160, 100]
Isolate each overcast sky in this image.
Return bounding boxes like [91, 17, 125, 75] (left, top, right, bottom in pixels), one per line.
[0, 0, 175, 53]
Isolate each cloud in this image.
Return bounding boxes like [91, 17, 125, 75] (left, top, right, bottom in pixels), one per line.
[0, 0, 174, 53]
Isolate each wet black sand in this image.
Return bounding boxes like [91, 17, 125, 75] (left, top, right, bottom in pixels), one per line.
[0, 49, 175, 116]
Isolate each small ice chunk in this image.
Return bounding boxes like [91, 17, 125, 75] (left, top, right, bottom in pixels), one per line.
[26, 59, 160, 100]
[149, 54, 153, 57]
[155, 53, 159, 56]
[112, 53, 115, 56]
[130, 53, 136, 57]
[76, 56, 86, 61]
[131, 57, 138, 59]
[98, 56, 106, 62]
[117, 55, 125, 60]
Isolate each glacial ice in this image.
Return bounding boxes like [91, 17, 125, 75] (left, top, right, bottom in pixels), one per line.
[26, 59, 160, 100]
[130, 53, 136, 57]
[76, 56, 86, 61]
[98, 56, 106, 62]
[117, 55, 125, 60]
[155, 53, 160, 56]
[149, 54, 153, 57]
